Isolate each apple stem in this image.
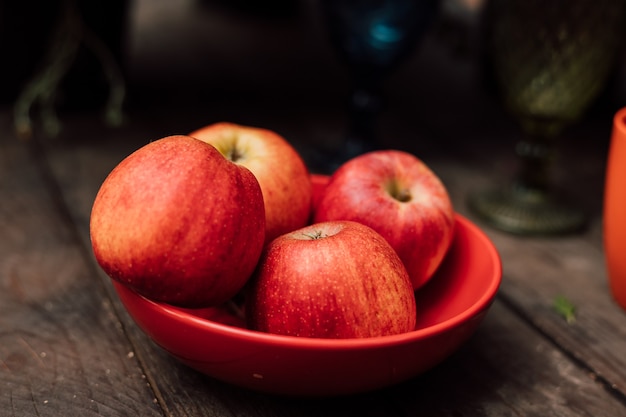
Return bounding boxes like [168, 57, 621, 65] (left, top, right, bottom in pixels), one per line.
[303, 230, 327, 240]
[387, 180, 412, 203]
[225, 146, 244, 163]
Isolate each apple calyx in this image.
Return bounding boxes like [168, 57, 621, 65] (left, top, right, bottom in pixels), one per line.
[302, 230, 327, 240]
[386, 179, 412, 203]
[224, 145, 245, 163]
[206, 129, 248, 164]
[215, 136, 247, 163]
[291, 223, 344, 241]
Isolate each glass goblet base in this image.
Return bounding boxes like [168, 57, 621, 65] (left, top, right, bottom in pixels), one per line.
[467, 183, 586, 235]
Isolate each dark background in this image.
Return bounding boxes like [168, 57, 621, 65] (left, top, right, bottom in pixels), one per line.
[2, 0, 626, 151]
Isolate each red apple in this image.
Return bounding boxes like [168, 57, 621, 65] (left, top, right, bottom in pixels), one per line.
[246, 221, 417, 339]
[90, 135, 266, 308]
[189, 122, 312, 243]
[313, 150, 455, 290]
[309, 173, 330, 221]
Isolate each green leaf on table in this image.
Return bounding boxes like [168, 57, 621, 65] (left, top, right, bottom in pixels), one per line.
[553, 295, 576, 324]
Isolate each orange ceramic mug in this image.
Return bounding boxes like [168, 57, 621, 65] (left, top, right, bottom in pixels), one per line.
[605, 107, 626, 311]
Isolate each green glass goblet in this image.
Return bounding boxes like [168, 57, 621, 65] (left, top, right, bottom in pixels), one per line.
[468, 0, 625, 235]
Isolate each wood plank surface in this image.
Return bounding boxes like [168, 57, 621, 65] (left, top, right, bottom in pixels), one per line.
[0, 113, 163, 416]
[435, 118, 626, 399]
[33, 104, 626, 416]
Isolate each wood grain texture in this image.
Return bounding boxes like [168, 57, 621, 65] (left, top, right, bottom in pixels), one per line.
[0, 116, 162, 417]
[430, 132, 626, 399]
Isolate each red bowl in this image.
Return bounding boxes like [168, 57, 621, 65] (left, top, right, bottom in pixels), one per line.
[112, 214, 501, 397]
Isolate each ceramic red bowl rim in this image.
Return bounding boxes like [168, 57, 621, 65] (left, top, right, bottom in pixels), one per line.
[120, 213, 501, 351]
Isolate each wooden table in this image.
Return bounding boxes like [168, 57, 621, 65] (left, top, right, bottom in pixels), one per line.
[3, 2, 626, 414]
[2, 90, 626, 416]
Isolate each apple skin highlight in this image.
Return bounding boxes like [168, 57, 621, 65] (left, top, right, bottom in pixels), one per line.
[90, 135, 266, 308]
